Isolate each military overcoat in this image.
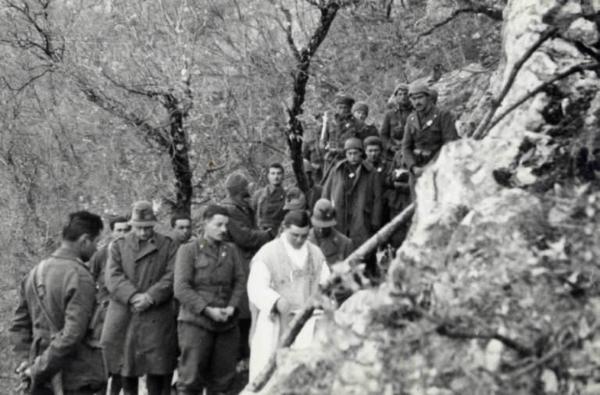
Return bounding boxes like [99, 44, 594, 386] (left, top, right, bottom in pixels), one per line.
[321, 159, 382, 247]
[101, 231, 178, 377]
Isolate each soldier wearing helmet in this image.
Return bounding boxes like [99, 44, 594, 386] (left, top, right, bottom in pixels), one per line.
[308, 198, 353, 266]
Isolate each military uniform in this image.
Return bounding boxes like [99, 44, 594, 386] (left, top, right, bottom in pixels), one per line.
[308, 228, 353, 266]
[402, 106, 458, 170]
[87, 244, 112, 334]
[380, 103, 413, 161]
[221, 194, 272, 358]
[402, 106, 459, 200]
[10, 248, 106, 394]
[251, 185, 286, 231]
[320, 114, 366, 174]
[321, 159, 382, 248]
[302, 139, 324, 183]
[367, 158, 392, 190]
[174, 238, 245, 394]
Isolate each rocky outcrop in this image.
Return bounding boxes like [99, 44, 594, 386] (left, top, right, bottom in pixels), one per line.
[251, 1, 600, 394]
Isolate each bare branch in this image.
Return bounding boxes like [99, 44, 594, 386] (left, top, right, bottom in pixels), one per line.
[278, 3, 301, 61]
[101, 70, 167, 99]
[471, 27, 558, 138]
[1, 67, 53, 92]
[482, 62, 600, 137]
[410, 4, 503, 48]
[74, 78, 170, 148]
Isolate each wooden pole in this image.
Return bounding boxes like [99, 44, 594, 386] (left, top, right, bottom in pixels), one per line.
[244, 203, 416, 393]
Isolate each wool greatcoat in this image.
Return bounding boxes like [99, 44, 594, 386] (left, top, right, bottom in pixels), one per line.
[321, 159, 382, 248]
[101, 231, 178, 377]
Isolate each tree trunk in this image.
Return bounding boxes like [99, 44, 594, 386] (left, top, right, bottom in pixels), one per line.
[284, 1, 340, 193]
[165, 95, 193, 215]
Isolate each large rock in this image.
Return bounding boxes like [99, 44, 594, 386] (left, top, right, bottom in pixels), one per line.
[249, 1, 600, 394]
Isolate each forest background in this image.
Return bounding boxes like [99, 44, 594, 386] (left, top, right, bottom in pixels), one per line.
[0, 0, 503, 390]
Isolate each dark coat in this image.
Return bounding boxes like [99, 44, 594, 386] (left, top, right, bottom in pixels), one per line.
[10, 249, 106, 392]
[320, 113, 364, 152]
[321, 159, 382, 248]
[380, 103, 413, 143]
[251, 185, 286, 230]
[308, 228, 353, 266]
[221, 196, 272, 319]
[174, 238, 245, 332]
[383, 184, 412, 247]
[402, 106, 459, 170]
[101, 231, 178, 376]
[366, 158, 392, 190]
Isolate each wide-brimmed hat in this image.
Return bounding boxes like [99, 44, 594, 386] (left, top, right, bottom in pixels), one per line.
[129, 200, 157, 227]
[311, 198, 337, 228]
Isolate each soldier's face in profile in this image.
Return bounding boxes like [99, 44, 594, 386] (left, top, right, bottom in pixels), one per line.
[133, 225, 155, 241]
[112, 222, 131, 238]
[268, 168, 283, 187]
[409, 93, 430, 112]
[365, 145, 382, 162]
[284, 225, 309, 249]
[204, 214, 228, 242]
[80, 234, 100, 261]
[345, 148, 363, 165]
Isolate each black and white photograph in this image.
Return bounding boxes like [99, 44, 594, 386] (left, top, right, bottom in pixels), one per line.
[2, 0, 600, 394]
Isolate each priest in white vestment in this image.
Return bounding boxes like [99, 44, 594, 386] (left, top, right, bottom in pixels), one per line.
[247, 210, 330, 382]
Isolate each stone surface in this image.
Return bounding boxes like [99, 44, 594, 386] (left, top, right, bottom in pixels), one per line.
[252, 1, 600, 394]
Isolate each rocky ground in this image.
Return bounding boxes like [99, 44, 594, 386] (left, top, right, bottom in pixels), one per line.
[252, 1, 600, 394]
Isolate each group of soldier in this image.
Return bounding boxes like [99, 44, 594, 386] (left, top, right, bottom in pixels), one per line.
[9, 80, 459, 395]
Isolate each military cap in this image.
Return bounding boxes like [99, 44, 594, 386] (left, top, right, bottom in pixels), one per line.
[129, 200, 157, 227]
[311, 198, 337, 228]
[344, 137, 363, 152]
[363, 135, 383, 148]
[408, 82, 430, 97]
[352, 101, 369, 115]
[335, 95, 355, 107]
[394, 83, 409, 94]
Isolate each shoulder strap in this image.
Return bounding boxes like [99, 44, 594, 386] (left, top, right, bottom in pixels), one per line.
[32, 260, 61, 334]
